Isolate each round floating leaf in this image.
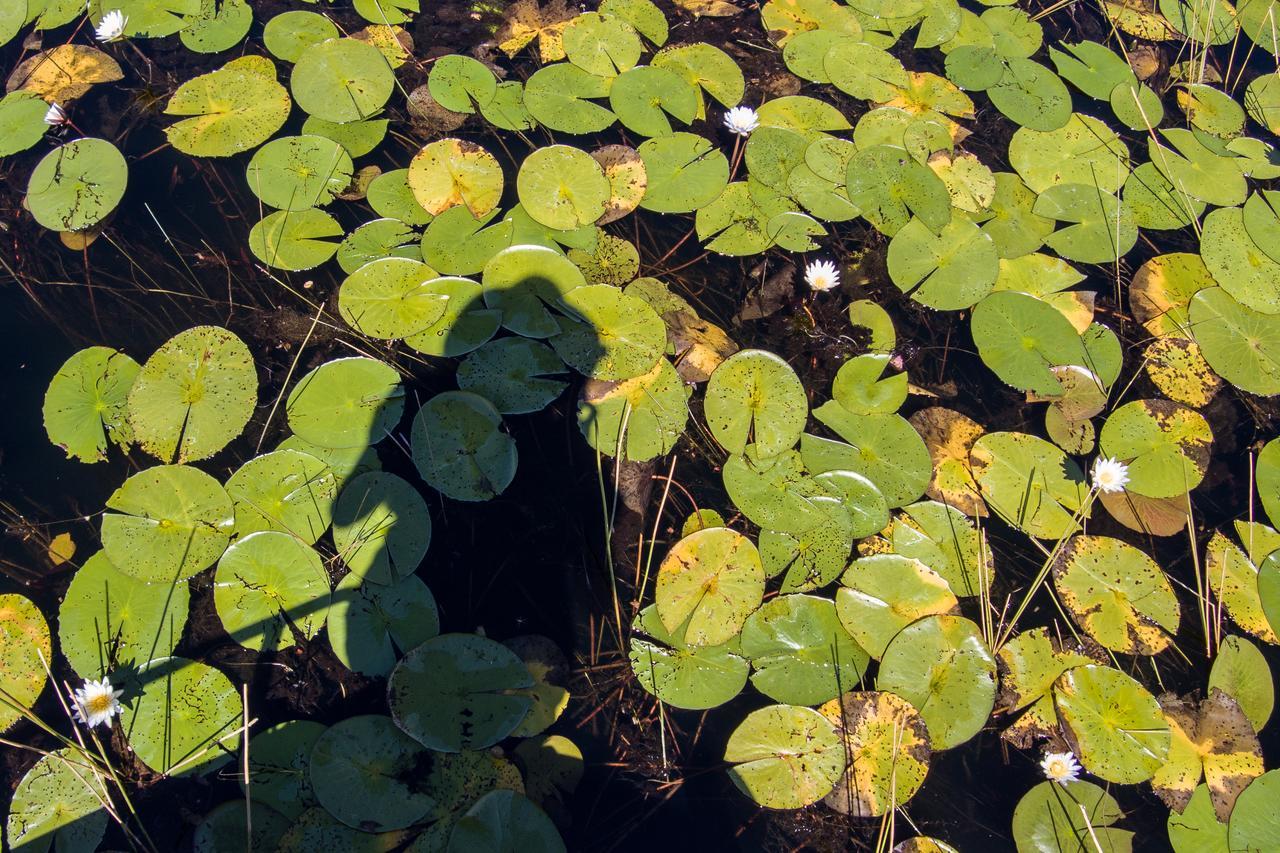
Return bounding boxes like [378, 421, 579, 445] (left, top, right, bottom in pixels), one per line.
[1190, 287, 1280, 397]
[242, 720, 326, 819]
[1202, 206, 1280, 315]
[971, 431, 1087, 539]
[458, 338, 567, 414]
[722, 448, 832, 534]
[0, 594, 51, 732]
[291, 38, 394, 123]
[1161, 0, 1237, 43]
[5, 750, 108, 853]
[740, 594, 869, 705]
[225, 449, 336, 542]
[263, 11, 337, 62]
[824, 40, 908, 101]
[1149, 128, 1246, 208]
[888, 213, 999, 310]
[338, 258, 451, 340]
[246, 135, 352, 211]
[1152, 690, 1263, 821]
[1130, 252, 1214, 337]
[0, 91, 54, 157]
[1229, 769, 1280, 851]
[404, 276, 502, 358]
[409, 138, 504, 219]
[1124, 161, 1204, 230]
[517, 145, 610, 230]
[248, 208, 342, 271]
[180, 0, 253, 53]
[986, 57, 1072, 130]
[592, 144, 648, 225]
[214, 532, 330, 652]
[876, 614, 995, 750]
[332, 471, 430, 585]
[563, 11, 642, 76]
[277, 806, 398, 851]
[367, 168, 434, 226]
[1099, 399, 1212, 498]
[337, 219, 421, 275]
[803, 409, 932, 509]
[427, 54, 496, 114]
[655, 527, 764, 648]
[609, 65, 698, 137]
[411, 391, 517, 502]
[286, 357, 404, 449]
[101, 465, 233, 583]
[971, 291, 1087, 395]
[760, 501, 854, 593]
[705, 350, 807, 458]
[126, 326, 255, 464]
[329, 571, 439, 677]
[1054, 664, 1170, 784]
[1012, 780, 1132, 853]
[447, 790, 565, 853]
[1034, 183, 1136, 264]
[637, 132, 729, 213]
[481, 244, 586, 338]
[123, 656, 241, 775]
[818, 691, 931, 817]
[553, 285, 666, 380]
[524, 63, 615, 134]
[194, 801, 289, 853]
[26, 138, 127, 232]
[311, 715, 436, 832]
[1209, 635, 1274, 732]
[165, 56, 291, 157]
[505, 635, 570, 737]
[1206, 530, 1277, 644]
[1052, 535, 1179, 654]
[59, 550, 189, 678]
[846, 144, 952, 237]
[1008, 113, 1129, 194]
[579, 358, 689, 462]
[43, 346, 139, 463]
[388, 633, 533, 752]
[836, 554, 958, 659]
[724, 704, 845, 809]
[1168, 784, 1228, 853]
[909, 407, 986, 516]
[629, 604, 749, 710]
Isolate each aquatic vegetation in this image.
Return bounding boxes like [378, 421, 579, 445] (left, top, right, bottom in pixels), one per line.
[5, 0, 1280, 847]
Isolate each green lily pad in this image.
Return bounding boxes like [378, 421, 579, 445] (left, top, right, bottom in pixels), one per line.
[888, 212, 999, 309]
[447, 790, 565, 853]
[1168, 784, 1228, 853]
[705, 349, 807, 458]
[458, 338, 567, 414]
[43, 346, 139, 463]
[246, 135, 352, 211]
[214, 531, 330, 652]
[225, 449, 336, 542]
[1098, 399, 1212, 498]
[818, 691, 932, 817]
[338, 258, 451, 340]
[248, 206, 342, 271]
[388, 633, 533, 752]
[328, 571, 439, 677]
[971, 290, 1087, 395]
[291, 38, 394, 123]
[1161, 0, 1237, 43]
[1190, 287, 1280, 396]
[518, 144, 610, 230]
[310, 715, 436, 831]
[0, 594, 52, 733]
[262, 11, 337, 62]
[986, 57, 1072, 131]
[165, 55, 291, 157]
[5, 750, 108, 853]
[836, 554, 957, 659]
[629, 604, 749, 710]
[0, 92, 51, 157]
[1033, 183, 1136, 264]
[481, 244, 584, 338]
[1054, 664, 1170, 784]
[332, 471, 430, 585]
[524, 63, 615, 134]
[26, 138, 127, 232]
[59, 550, 189, 677]
[411, 391, 517, 502]
[404, 277, 502, 358]
[637, 132, 729, 213]
[1012, 780, 1132, 853]
[724, 704, 845, 809]
[193, 801, 289, 853]
[656, 526, 764, 648]
[286, 357, 404, 449]
[894, 501, 993, 597]
[1008, 113, 1129, 194]
[337, 219, 421, 275]
[803, 408, 931, 508]
[609, 65, 698, 137]
[652, 42, 744, 108]
[123, 656, 241, 775]
[1149, 128, 1246, 208]
[722, 448, 831, 534]
[1229, 769, 1280, 851]
[1202, 206, 1280, 315]
[1052, 534, 1180, 654]
[740, 594, 869, 705]
[101, 465, 234, 583]
[367, 168, 435, 227]
[1209, 635, 1274, 732]
[971, 431, 1087, 539]
[553, 285, 667, 380]
[876, 614, 995, 750]
[760, 500, 854, 592]
[242, 720, 326, 818]
[824, 40, 908, 101]
[846, 144, 952, 236]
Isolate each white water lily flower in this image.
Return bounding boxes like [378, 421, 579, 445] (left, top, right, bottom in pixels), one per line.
[805, 259, 840, 292]
[95, 9, 127, 42]
[43, 102, 68, 126]
[1040, 750, 1082, 784]
[1091, 456, 1130, 494]
[70, 677, 123, 729]
[723, 105, 759, 136]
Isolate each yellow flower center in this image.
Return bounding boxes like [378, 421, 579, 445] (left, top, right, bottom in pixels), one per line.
[86, 693, 113, 714]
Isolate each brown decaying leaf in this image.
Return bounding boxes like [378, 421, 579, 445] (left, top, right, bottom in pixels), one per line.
[909, 407, 986, 517]
[1152, 689, 1264, 822]
[592, 145, 648, 226]
[7, 44, 124, 104]
[496, 0, 576, 62]
[672, 0, 743, 17]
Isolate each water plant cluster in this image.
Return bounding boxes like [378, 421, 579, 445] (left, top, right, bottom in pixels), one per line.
[5, 0, 1280, 848]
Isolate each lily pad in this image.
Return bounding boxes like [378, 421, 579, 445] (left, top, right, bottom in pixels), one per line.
[225, 449, 336, 542]
[1190, 287, 1280, 396]
[388, 633, 533, 752]
[724, 704, 845, 809]
[123, 656, 241, 775]
[656, 526, 764, 647]
[329, 571, 439, 677]
[740, 594, 869, 705]
[553, 285, 667, 380]
[0, 594, 52, 732]
[165, 55, 291, 157]
[887, 213, 999, 309]
[214, 531, 330, 652]
[248, 208, 343, 271]
[311, 715, 436, 831]
[286, 357, 404, 449]
[1012, 780, 1132, 853]
[447, 790, 565, 853]
[517, 144, 610, 230]
[26, 138, 127, 232]
[339, 258, 451, 340]
[629, 604, 749, 710]
[971, 431, 1087, 539]
[836, 554, 958, 659]
[5, 750, 108, 853]
[1054, 664, 1170, 784]
[818, 691, 931, 817]
[705, 349, 807, 458]
[246, 135, 353, 211]
[411, 391, 517, 502]
[1098, 399, 1212, 498]
[291, 38, 394, 123]
[43, 346, 139, 463]
[409, 138, 504, 219]
[1209, 635, 1274, 732]
[332, 471, 430, 585]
